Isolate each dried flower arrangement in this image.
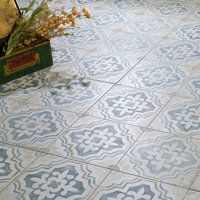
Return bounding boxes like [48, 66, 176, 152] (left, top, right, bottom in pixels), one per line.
[3, 0, 91, 55]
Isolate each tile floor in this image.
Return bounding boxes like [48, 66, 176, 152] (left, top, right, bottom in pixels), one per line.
[1, 0, 200, 199]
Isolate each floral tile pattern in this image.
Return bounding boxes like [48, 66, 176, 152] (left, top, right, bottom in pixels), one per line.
[118, 130, 200, 187]
[69, 51, 138, 83]
[91, 171, 187, 200]
[177, 70, 200, 100]
[146, 38, 200, 64]
[97, 32, 160, 59]
[120, 60, 193, 94]
[122, 16, 181, 37]
[50, 116, 143, 167]
[51, 47, 88, 69]
[169, 21, 200, 42]
[110, 0, 150, 10]
[0, 155, 109, 200]
[186, 7, 200, 21]
[2, 0, 200, 198]
[0, 68, 48, 97]
[62, 27, 111, 50]
[150, 1, 197, 19]
[150, 96, 200, 139]
[0, 107, 79, 149]
[75, 0, 107, 5]
[87, 85, 170, 127]
[0, 144, 37, 192]
[87, 9, 129, 30]
[34, 80, 112, 113]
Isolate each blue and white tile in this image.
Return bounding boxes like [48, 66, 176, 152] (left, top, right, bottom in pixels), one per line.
[191, 171, 200, 191]
[169, 21, 200, 43]
[0, 68, 49, 97]
[87, 85, 170, 127]
[118, 130, 200, 187]
[74, 0, 107, 6]
[90, 171, 187, 200]
[150, 1, 197, 19]
[0, 91, 49, 115]
[184, 190, 200, 200]
[0, 97, 21, 119]
[150, 96, 200, 139]
[97, 32, 160, 59]
[0, 155, 109, 200]
[177, 69, 200, 100]
[122, 15, 181, 37]
[0, 107, 79, 149]
[146, 38, 200, 64]
[186, 7, 200, 21]
[62, 27, 111, 50]
[120, 60, 193, 95]
[85, 8, 129, 30]
[0, 143, 37, 192]
[51, 46, 88, 70]
[110, 0, 151, 10]
[34, 80, 113, 114]
[69, 51, 138, 83]
[50, 116, 143, 168]
[185, 0, 200, 5]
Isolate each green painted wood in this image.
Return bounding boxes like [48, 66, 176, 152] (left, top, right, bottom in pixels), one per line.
[0, 40, 53, 85]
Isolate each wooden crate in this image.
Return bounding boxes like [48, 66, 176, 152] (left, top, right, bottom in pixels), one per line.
[0, 40, 53, 85]
[0, 0, 53, 85]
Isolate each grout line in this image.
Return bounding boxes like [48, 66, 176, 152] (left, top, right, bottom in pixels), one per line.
[1, 1, 200, 198]
[0, 151, 41, 194]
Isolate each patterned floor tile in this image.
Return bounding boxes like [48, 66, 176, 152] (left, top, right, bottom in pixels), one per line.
[118, 130, 200, 187]
[85, 8, 129, 30]
[87, 85, 170, 127]
[122, 15, 181, 37]
[184, 190, 200, 200]
[191, 171, 200, 191]
[50, 116, 143, 168]
[0, 154, 109, 200]
[177, 70, 200, 100]
[69, 51, 138, 83]
[97, 32, 160, 59]
[0, 92, 47, 115]
[0, 107, 79, 149]
[150, 96, 200, 139]
[90, 171, 187, 200]
[186, 7, 200, 21]
[61, 27, 111, 50]
[0, 97, 21, 119]
[0, 68, 49, 97]
[146, 38, 200, 64]
[120, 60, 193, 95]
[169, 21, 200, 43]
[74, 0, 107, 6]
[0, 143, 38, 192]
[150, 1, 197, 19]
[110, 0, 151, 10]
[33, 80, 113, 114]
[51, 46, 88, 70]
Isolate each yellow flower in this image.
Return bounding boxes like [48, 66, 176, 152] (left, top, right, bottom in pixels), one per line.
[82, 8, 91, 18]
[58, 27, 64, 34]
[71, 19, 76, 27]
[62, 8, 67, 16]
[72, 7, 78, 15]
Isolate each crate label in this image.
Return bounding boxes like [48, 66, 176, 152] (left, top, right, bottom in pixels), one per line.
[4, 52, 40, 76]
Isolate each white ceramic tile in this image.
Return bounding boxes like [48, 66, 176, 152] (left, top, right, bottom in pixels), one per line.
[50, 115, 143, 168]
[118, 129, 200, 187]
